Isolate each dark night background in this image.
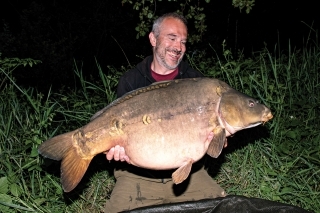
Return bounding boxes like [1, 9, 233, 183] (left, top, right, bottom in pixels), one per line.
[1, 0, 319, 92]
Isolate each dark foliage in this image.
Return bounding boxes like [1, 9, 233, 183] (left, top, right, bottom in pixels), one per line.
[0, 0, 319, 92]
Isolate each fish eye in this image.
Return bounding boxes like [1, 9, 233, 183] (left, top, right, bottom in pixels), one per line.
[249, 100, 255, 107]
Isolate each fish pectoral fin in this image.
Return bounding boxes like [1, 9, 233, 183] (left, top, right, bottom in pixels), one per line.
[172, 159, 193, 184]
[61, 148, 93, 192]
[206, 126, 226, 158]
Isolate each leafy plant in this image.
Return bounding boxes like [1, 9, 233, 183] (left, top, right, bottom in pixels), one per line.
[122, 0, 255, 43]
[0, 53, 41, 91]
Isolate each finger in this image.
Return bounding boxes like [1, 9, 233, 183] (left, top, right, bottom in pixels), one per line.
[106, 147, 115, 161]
[119, 147, 125, 161]
[114, 145, 120, 161]
[123, 156, 131, 164]
[207, 132, 214, 142]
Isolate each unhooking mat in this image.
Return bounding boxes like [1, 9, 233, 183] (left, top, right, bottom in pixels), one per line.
[122, 195, 311, 213]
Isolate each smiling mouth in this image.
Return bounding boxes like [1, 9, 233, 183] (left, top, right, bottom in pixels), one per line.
[168, 54, 179, 61]
[167, 49, 181, 59]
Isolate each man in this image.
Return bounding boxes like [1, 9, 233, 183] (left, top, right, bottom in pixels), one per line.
[105, 12, 226, 213]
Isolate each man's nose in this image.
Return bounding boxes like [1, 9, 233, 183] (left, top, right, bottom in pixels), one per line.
[173, 40, 183, 51]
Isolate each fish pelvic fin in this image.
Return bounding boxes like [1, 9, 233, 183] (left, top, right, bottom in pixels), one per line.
[206, 126, 226, 158]
[61, 148, 92, 192]
[172, 159, 193, 184]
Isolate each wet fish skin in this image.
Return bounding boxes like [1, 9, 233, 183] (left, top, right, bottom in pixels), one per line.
[38, 78, 273, 192]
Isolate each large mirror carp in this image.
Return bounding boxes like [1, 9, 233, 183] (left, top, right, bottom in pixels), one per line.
[38, 78, 273, 192]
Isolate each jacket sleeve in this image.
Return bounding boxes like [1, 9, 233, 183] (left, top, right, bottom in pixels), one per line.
[116, 67, 143, 98]
[117, 75, 130, 98]
[190, 68, 204, 78]
[117, 57, 153, 98]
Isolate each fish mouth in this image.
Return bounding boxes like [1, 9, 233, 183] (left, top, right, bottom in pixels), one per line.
[217, 107, 273, 136]
[261, 111, 273, 125]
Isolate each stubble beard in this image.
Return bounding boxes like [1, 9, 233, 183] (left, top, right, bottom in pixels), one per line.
[154, 43, 183, 71]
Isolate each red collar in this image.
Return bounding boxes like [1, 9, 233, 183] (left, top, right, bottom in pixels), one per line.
[151, 67, 178, 81]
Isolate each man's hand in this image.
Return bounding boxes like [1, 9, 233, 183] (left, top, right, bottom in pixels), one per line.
[105, 145, 130, 163]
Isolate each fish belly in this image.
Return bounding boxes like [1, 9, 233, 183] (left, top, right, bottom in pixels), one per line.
[123, 113, 214, 170]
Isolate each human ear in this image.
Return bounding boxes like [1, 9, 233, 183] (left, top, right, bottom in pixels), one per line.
[149, 32, 156, 47]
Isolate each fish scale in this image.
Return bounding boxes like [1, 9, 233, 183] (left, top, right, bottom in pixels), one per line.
[38, 77, 273, 192]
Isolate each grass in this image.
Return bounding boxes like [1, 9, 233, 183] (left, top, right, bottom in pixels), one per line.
[199, 40, 320, 211]
[0, 38, 319, 212]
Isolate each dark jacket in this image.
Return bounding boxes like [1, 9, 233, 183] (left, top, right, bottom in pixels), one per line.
[117, 55, 204, 98]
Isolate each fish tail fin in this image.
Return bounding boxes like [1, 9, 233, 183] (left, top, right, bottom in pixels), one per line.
[38, 130, 93, 192]
[38, 130, 76, 160]
[61, 147, 92, 192]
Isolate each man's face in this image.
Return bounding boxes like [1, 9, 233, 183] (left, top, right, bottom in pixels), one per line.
[150, 18, 187, 70]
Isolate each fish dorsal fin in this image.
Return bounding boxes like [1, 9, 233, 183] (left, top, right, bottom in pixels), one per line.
[172, 159, 193, 184]
[124, 80, 172, 98]
[90, 80, 173, 121]
[206, 126, 226, 158]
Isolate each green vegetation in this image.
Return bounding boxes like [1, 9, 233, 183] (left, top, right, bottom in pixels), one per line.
[0, 38, 319, 212]
[123, 0, 255, 42]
